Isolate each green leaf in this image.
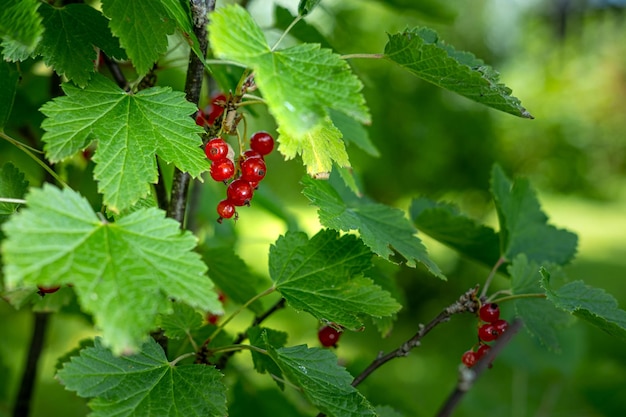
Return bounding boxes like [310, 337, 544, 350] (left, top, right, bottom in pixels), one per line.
[201, 246, 269, 315]
[384, 27, 532, 118]
[248, 327, 288, 389]
[158, 302, 204, 340]
[541, 268, 626, 343]
[209, 5, 370, 175]
[490, 165, 578, 265]
[298, 0, 322, 16]
[57, 337, 227, 417]
[0, 0, 43, 60]
[266, 340, 376, 417]
[1, 185, 221, 354]
[40, 74, 209, 213]
[34, 3, 126, 88]
[409, 197, 500, 267]
[0, 163, 28, 219]
[301, 175, 444, 278]
[375, 405, 404, 417]
[274, 6, 333, 50]
[0, 61, 20, 130]
[509, 255, 572, 351]
[160, 0, 204, 66]
[101, 0, 176, 76]
[329, 109, 379, 157]
[269, 229, 401, 330]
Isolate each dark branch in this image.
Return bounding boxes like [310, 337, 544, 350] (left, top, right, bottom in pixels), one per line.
[436, 319, 523, 417]
[101, 53, 129, 91]
[12, 312, 50, 417]
[167, 0, 214, 224]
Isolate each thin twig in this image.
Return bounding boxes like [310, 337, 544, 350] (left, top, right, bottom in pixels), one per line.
[167, 0, 214, 225]
[340, 53, 385, 60]
[0, 197, 27, 205]
[101, 53, 129, 91]
[480, 256, 506, 298]
[436, 319, 523, 417]
[12, 312, 50, 417]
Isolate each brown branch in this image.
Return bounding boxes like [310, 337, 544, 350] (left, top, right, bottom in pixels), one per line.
[101, 53, 129, 91]
[435, 319, 523, 417]
[167, 0, 214, 224]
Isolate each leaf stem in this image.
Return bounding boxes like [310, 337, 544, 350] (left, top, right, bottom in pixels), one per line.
[0, 197, 27, 205]
[210, 343, 267, 356]
[207, 286, 276, 343]
[340, 53, 385, 60]
[480, 256, 506, 298]
[170, 351, 197, 367]
[271, 15, 303, 51]
[490, 293, 546, 304]
[0, 132, 69, 188]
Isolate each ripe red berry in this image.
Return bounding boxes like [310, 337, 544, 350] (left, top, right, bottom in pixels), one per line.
[206, 93, 226, 125]
[210, 158, 235, 182]
[240, 157, 266, 182]
[195, 110, 208, 127]
[493, 319, 508, 335]
[241, 149, 263, 160]
[216, 199, 236, 222]
[318, 325, 341, 347]
[206, 313, 221, 325]
[227, 179, 254, 206]
[205, 138, 229, 161]
[475, 343, 491, 360]
[478, 323, 498, 342]
[37, 285, 60, 295]
[462, 350, 478, 368]
[479, 303, 500, 323]
[250, 131, 274, 156]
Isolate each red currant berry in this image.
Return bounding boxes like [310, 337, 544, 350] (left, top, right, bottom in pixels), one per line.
[210, 158, 235, 182]
[250, 131, 274, 156]
[37, 285, 60, 295]
[248, 181, 259, 190]
[205, 138, 229, 162]
[206, 313, 221, 325]
[195, 110, 208, 127]
[227, 179, 254, 206]
[461, 350, 478, 368]
[216, 199, 236, 222]
[479, 303, 500, 323]
[493, 319, 508, 335]
[240, 157, 266, 182]
[241, 149, 263, 160]
[478, 323, 498, 342]
[318, 325, 341, 347]
[206, 93, 226, 125]
[217, 291, 227, 304]
[475, 344, 491, 360]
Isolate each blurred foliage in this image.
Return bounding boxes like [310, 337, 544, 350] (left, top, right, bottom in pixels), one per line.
[2, 0, 626, 416]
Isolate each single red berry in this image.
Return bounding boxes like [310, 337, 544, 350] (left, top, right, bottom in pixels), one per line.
[216, 199, 236, 222]
[478, 323, 498, 342]
[206, 313, 221, 325]
[479, 303, 500, 323]
[37, 285, 60, 295]
[318, 325, 342, 347]
[248, 181, 259, 190]
[240, 157, 266, 183]
[210, 158, 235, 182]
[195, 110, 208, 127]
[227, 179, 254, 206]
[461, 350, 478, 368]
[475, 343, 491, 360]
[250, 131, 274, 156]
[241, 149, 263, 160]
[206, 93, 227, 125]
[217, 291, 227, 304]
[205, 138, 229, 161]
[493, 319, 508, 335]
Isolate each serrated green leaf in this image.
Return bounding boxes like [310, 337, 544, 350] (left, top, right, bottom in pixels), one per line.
[541, 268, 626, 343]
[509, 255, 572, 351]
[209, 5, 370, 175]
[269, 230, 400, 330]
[201, 246, 270, 315]
[57, 337, 227, 417]
[298, 0, 322, 16]
[384, 27, 532, 118]
[1, 185, 221, 354]
[490, 165, 578, 265]
[101, 0, 176, 76]
[34, 3, 126, 88]
[0, 61, 20, 130]
[266, 340, 376, 417]
[158, 302, 204, 340]
[40, 74, 209, 213]
[409, 197, 500, 267]
[301, 175, 444, 278]
[274, 6, 333, 50]
[329, 109, 379, 157]
[248, 327, 288, 389]
[0, 163, 28, 218]
[0, 0, 43, 60]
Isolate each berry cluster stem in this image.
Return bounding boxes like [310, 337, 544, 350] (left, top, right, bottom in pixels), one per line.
[480, 256, 507, 298]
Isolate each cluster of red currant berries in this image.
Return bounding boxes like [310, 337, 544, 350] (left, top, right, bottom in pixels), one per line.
[204, 131, 275, 222]
[461, 302, 509, 368]
[318, 325, 342, 348]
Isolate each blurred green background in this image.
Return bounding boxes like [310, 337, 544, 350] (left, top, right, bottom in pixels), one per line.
[2, 0, 626, 416]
